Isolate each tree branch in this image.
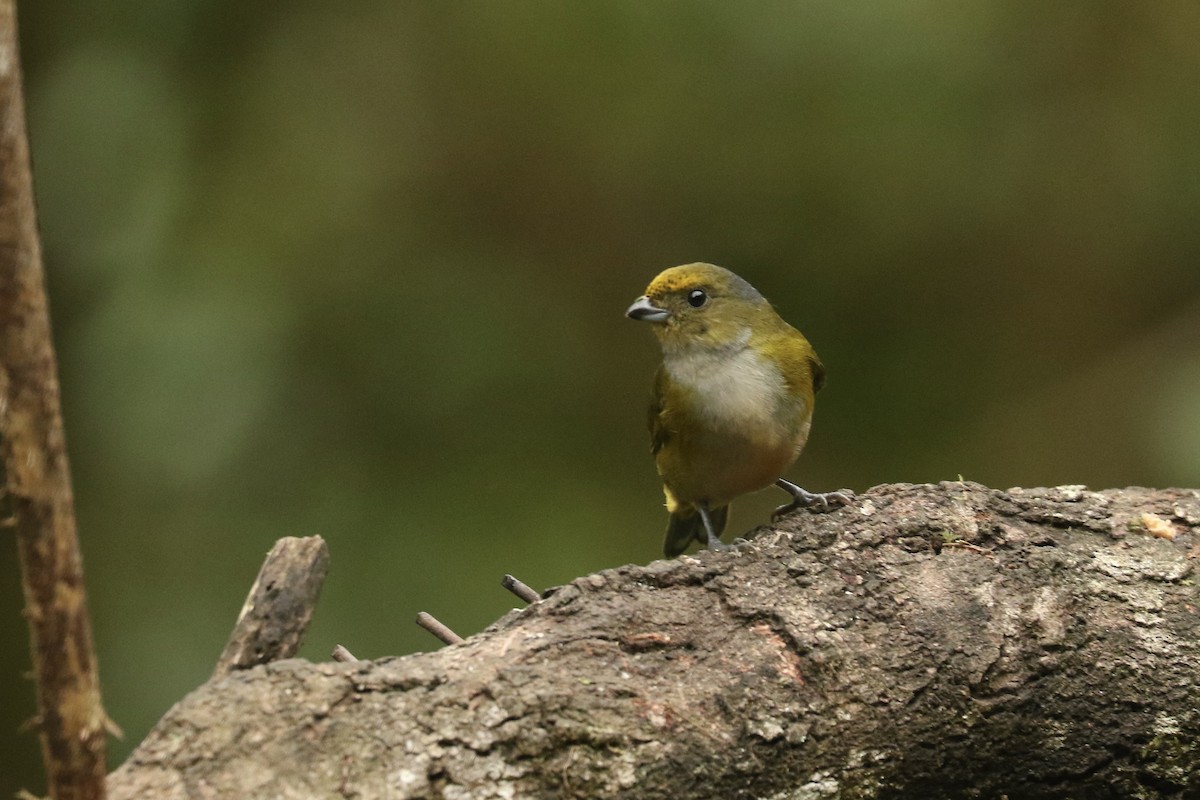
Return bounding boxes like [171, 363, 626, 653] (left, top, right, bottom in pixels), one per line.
[0, 3, 110, 799]
[213, 536, 330, 677]
[107, 483, 1200, 799]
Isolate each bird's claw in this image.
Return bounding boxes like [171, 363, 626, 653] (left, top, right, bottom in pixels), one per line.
[771, 483, 855, 521]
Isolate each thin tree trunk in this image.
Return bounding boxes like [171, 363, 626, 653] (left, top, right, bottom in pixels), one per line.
[0, 3, 109, 798]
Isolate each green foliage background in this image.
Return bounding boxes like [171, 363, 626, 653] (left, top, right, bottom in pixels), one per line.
[4, 2, 1200, 791]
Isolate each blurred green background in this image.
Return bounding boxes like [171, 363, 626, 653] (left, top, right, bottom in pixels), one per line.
[4, 1, 1200, 792]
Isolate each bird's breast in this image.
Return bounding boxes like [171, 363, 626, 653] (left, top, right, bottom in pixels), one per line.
[658, 340, 813, 505]
[664, 341, 799, 441]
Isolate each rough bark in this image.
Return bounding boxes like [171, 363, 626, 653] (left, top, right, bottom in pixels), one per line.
[0, 2, 109, 798]
[108, 482, 1200, 800]
[214, 536, 330, 678]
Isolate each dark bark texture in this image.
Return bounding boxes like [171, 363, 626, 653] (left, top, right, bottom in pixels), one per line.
[214, 536, 330, 678]
[0, 2, 109, 798]
[109, 483, 1200, 800]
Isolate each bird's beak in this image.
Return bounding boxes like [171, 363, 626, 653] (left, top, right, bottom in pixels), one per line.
[626, 296, 669, 323]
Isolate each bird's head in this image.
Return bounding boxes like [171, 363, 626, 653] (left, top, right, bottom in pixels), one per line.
[626, 263, 770, 354]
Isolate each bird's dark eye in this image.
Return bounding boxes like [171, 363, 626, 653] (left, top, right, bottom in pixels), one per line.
[687, 289, 708, 308]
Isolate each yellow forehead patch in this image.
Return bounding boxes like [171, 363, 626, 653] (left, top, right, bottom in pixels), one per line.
[645, 263, 723, 297]
[644, 262, 763, 304]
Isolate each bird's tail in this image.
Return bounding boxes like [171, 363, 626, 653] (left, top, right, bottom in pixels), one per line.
[663, 503, 729, 557]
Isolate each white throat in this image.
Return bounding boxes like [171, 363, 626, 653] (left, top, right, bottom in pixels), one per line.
[663, 328, 786, 428]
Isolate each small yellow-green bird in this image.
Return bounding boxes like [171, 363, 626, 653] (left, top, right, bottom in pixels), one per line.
[627, 263, 851, 556]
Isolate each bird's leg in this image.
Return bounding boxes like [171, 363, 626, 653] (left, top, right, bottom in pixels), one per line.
[697, 505, 728, 551]
[772, 479, 854, 521]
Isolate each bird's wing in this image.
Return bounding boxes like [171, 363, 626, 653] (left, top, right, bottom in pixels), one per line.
[810, 352, 826, 393]
[648, 365, 673, 455]
[770, 326, 825, 396]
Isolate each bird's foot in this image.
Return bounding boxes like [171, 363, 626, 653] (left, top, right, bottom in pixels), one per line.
[698, 506, 729, 551]
[772, 479, 854, 521]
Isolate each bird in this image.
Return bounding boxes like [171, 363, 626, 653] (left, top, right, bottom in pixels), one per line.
[626, 262, 851, 556]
